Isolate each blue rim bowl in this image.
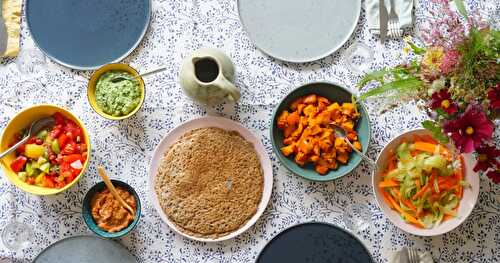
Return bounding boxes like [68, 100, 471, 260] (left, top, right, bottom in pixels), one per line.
[82, 180, 141, 238]
[270, 81, 371, 181]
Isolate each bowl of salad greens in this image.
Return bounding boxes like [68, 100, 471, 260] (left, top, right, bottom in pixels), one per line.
[373, 129, 479, 236]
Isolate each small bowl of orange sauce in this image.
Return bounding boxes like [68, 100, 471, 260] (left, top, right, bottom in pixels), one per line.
[82, 179, 141, 238]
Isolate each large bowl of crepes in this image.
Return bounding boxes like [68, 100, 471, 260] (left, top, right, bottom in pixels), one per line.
[148, 116, 273, 242]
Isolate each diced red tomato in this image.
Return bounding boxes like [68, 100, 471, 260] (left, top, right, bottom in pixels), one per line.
[27, 137, 37, 144]
[16, 144, 26, 154]
[61, 141, 77, 155]
[43, 176, 55, 188]
[35, 138, 43, 145]
[26, 177, 35, 185]
[49, 126, 62, 138]
[58, 134, 69, 149]
[53, 112, 66, 126]
[10, 156, 27, 172]
[63, 154, 82, 163]
[64, 120, 82, 139]
[81, 151, 88, 162]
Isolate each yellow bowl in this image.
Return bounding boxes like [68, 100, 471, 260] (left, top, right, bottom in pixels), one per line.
[87, 63, 145, 120]
[0, 104, 91, 195]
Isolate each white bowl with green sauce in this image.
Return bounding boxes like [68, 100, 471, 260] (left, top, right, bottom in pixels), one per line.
[87, 63, 145, 120]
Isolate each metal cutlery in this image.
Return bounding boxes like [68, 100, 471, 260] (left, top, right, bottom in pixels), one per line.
[388, 0, 402, 38]
[379, 0, 389, 43]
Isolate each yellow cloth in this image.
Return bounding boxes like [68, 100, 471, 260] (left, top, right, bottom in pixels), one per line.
[2, 0, 21, 57]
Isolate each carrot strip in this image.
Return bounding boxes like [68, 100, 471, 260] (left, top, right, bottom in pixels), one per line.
[381, 190, 394, 209]
[415, 179, 421, 191]
[413, 141, 449, 156]
[387, 154, 397, 171]
[379, 179, 399, 188]
[401, 198, 417, 212]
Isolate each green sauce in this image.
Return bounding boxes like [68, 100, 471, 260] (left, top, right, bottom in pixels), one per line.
[95, 71, 141, 117]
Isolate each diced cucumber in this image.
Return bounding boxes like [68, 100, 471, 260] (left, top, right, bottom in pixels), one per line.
[17, 172, 27, 181]
[36, 130, 48, 140]
[51, 140, 60, 154]
[25, 162, 34, 176]
[39, 162, 51, 174]
[37, 156, 47, 165]
[30, 160, 39, 170]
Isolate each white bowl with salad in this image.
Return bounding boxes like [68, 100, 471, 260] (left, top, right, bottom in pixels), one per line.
[373, 129, 479, 236]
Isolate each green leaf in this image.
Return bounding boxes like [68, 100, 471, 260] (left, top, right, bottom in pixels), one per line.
[357, 69, 392, 87]
[421, 120, 449, 144]
[435, 108, 449, 118]
[358, 77, 423, 101]
[408, 42, 426, 55]
[453, 0, 468, 18]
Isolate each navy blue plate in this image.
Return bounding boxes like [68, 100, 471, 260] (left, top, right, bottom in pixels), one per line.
[26, 0, 151, 69]
[256, 222, 374, 263]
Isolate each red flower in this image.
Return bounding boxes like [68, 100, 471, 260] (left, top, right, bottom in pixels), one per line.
[430, 89, 458, 115]
[488, 83, 500, 110]
[486, 167, 500, 184]
[473, 144, 500, 172]
[443, 104, 494, 153]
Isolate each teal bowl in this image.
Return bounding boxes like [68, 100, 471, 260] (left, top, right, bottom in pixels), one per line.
[270, 81, 371, 181]
[82, 180, 141, 238]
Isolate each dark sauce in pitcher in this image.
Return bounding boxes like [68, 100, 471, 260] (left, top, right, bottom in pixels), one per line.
[194, 58, 219, 83]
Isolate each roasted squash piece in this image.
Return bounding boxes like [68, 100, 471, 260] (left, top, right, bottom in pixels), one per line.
[277, 110, 289, 129]
[287, 111, 300, 126]
[290, 98, 304, 110]
[337, 152, 349, 164]
[303, 104, 317, 117]
[352, 141, 362, 151]
[281, 144, 296, 156]
[303, 94, 317, 104]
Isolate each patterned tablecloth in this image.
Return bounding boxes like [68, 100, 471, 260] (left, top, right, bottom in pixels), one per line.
[0, 0, 499, 262]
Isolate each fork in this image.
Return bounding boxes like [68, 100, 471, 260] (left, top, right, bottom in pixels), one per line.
[388, 0, 402, 38]
[407, 247, 420, 263]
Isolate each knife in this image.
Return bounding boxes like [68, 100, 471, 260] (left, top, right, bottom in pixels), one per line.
[0, 1, 7, 55]
[379, 0, 388, 43]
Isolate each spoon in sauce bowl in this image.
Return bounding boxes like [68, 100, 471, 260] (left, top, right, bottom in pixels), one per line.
[97, 166, 134, 215]
[110, 65, 167, 83]
[329, 123, 376, 167]
[0, 117, 55, 159]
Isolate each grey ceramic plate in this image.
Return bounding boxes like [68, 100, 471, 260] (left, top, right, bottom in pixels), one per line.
[238, 0, 361, 63]
[26, 0, 151, 70]
[33, 236, 137, 263]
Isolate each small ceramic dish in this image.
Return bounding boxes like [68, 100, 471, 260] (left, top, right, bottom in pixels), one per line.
[148, 116, 273, 242]
[270, 81, 371, 181]
[82, 180, 141, 239]
[373, 128, 480, 236]
[0, 104, 91, 195]
[87, 63, 145, 120]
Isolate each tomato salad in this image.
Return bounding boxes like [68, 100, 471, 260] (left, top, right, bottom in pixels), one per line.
[9, 112, 88, 188]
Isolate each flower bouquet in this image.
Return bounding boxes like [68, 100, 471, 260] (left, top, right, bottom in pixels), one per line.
[358, 0, 499, 183]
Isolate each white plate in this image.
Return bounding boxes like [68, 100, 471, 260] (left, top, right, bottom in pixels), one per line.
[238, 0, 361, 62]
[148, 116, 273, 242]
[373, 129, 480, 236]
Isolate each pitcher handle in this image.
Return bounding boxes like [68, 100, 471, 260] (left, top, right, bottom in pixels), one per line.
[213, 75, 241, 102]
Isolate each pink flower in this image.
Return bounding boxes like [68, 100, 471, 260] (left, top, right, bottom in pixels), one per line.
[473, 144, 500, 172]
[443, 104, 494, 153]
[430, 89, 458, 115]
[440, 50, 460, 75]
